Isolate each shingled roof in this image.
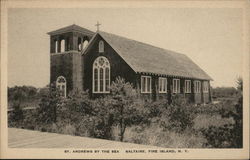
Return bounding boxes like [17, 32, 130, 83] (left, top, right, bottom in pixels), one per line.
[96, 31, 212, 80]
[48, 24, 95, 36]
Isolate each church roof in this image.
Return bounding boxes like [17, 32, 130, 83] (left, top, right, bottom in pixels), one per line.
[97, 31, 212, 80]
[47, 24, 95, 36]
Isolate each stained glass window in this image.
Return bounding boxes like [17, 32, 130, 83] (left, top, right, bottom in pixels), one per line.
[93, 56, 110, 93]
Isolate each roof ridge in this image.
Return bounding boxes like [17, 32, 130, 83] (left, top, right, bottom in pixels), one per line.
[98, 31, 212, 80]
[71, 24, 94, 33]
[99, 31, 185, 56]
[48, 24, 95, 35]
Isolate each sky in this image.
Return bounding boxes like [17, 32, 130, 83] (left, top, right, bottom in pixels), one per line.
[7, 7, 243, 88]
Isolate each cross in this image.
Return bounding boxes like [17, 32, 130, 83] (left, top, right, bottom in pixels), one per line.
[95, 21, 101, 31]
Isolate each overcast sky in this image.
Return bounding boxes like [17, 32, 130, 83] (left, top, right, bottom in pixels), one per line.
[7, 7, 243, 88]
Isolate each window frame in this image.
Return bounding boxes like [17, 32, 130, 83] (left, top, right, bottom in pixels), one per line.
[141, 76, 152, 93]
[203, 81, 209, 93]
[60, 39, 65, 52]
[98, 40, 104, 53]
[173, 79, 180, 93]
[185, 80, 191, 93]
[159, 77, 167, 93]
[92, 56, 110, 94]
[194, 80, 201, 93]
[55, 40, 58, 53]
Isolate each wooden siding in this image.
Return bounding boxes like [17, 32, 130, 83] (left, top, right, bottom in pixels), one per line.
[83, 34, 137, 97]
[135, 75, 211, 104]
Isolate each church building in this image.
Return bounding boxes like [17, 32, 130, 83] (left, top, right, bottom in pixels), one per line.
[48, 24, 212, 104]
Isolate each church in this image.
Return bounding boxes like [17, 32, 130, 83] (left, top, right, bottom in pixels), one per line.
[48, 24, 212, 104]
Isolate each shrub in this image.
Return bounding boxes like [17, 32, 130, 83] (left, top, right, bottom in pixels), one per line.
[8, 101, 24, 125]
[201, 78, 243, 148]
[88, 97, 115, 139]
[61, 124, 76, 135]
[56, 90, 94, 137]
[123, 124, 206, 148]
[160, 104, 195, 133]
[193, 114, 234, 130]
[37, 85, 63, 124]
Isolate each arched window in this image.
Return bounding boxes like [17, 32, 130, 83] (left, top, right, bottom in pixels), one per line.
[78, 37, 82, 51]
[56, 76, 67, 97]
[55, 40, 58, 53]
[82, 40, 89, 49]
[93, 56, 110, 93]
[61, 39, 65, 52]
[99, 40, 104, 53]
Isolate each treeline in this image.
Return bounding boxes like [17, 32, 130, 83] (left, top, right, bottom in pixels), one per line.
[8, 85, 49, 102]
[211, 87, 237, 98]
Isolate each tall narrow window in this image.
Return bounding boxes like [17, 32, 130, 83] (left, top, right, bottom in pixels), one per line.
[141, 76, 151, 93]
[141, 76, 146, 93]
[173, 79, 180, 93]
[194, 81, 201, 93]
[66, 37, 70, 51]
[78, 44, 82, 51]
[185, 80, 191, 93]
[203, 81, 209, 93]
[82, 40, 89, 49]
[55, 40, 58, 53]
[92, 56, 110, 93]
[56, 76, 67, 97]
[78, 37, 82, 51]
[61, 39, 65, 52]
[159, 77, 167, 93]
[105, 68, 110, 92]
[94, 69, 98, 92]
[100, 68, 104, 92]
[99, 40, 104, 53]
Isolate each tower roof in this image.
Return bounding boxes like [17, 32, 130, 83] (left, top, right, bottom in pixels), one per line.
[47, 24, 95, 36]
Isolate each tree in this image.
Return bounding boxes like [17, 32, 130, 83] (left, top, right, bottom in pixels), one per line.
[236, 77, 243, 93]
[8, 85, 38, 102]
[109, 77, 145, 141]
[37, 83, 63, 124]
[8, 86, 30, 124]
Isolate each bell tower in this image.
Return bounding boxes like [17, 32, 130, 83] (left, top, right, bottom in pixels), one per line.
[48, 24, 95, 95]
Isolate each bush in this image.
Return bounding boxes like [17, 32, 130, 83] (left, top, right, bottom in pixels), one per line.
[55, 90, 95, 137]
[37, 86, 62, 124]
[144, 95, 195, 133]
[193, 114, 234, 130]
[160, 105, 195, 133]
[88, 97, 114, 139]
[123, 124, 206, 148]
[8, 101, 24, 124]
[201, 78, 243, 148]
